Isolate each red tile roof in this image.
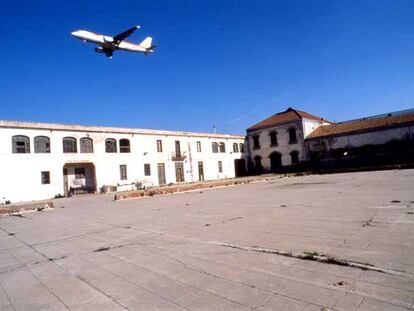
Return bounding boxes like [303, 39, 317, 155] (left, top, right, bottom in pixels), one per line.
[247, 108, 325, 132]
[307, 113, 414, 139]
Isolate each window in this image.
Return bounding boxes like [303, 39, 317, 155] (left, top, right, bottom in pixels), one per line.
[34, 136, 50, 153]
[120, 165, 127, 180]
[239, 143, 244, 153]
[175, 141, 181, 157]
[75, 168, 85, 179]
[63, 137, 77, 153]
[80, 137, 93, 153]
[290, 151, 299, 165]
[233, 143, 239, 153]
[119, 139, 130, 153]
[212, 142, 218, 153]
[269, 131, 278, 146]
[219, 142, 226, 153]
[41, 171, 50, 184]
[12, 135, 30, 153]
[144, 163, 151, 176]
[253, 135, 260, 149]
[197, 141, 202, 152]
[218, 161, 223, 173]
[105, 138, 117, 153]
[288, 128, 297, 143]
[157, 140, 163, 152]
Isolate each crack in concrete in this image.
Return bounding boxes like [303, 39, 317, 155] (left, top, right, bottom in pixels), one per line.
[0, 282, 16, 311]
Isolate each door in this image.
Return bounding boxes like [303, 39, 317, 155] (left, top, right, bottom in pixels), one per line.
[198, 162, 204, 181]
[175, 162, 184, 183]
[157, 163, 166, 185]
[269, 152, 282, 172]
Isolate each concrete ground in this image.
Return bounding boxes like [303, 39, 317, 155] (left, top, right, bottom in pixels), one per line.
[0, 170, 413, 311]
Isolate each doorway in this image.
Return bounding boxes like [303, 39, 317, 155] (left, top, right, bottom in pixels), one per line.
[269, 152, 282, 172]
[198, 161, 204, 181]
[175, 162, 185, 183]
[157, 163, 166, 185]
[63, 163, 96, 195]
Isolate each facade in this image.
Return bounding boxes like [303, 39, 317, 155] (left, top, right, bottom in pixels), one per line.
[245, 108, 329, 173]
[245, 108, 414, 173]
[0, 121, 245, 203]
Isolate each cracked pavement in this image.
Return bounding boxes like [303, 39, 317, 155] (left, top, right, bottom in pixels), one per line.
[0, 169, 414, 310]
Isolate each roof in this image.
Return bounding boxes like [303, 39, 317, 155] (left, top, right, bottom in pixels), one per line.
[247, 108, 326, 132]
[0, 120, 244, 139]
[307, 112, 414, 139]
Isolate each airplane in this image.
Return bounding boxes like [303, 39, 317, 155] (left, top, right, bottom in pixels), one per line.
[71, 26, 156, 58]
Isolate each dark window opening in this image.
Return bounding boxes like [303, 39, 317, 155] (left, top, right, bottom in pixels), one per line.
[218, 161, 223, 173]
[105, 138, 117, 153]
[175, 141, 181, 157]
[34, 136, 50, 153]
[63, 137, 77, 153]
[41, 171, 50, 184]
[119, 139, 131, 153]
[239, 143, 244, 153]
[288, 128, 297, 143]
[144, 163, 151, 176]
[233, 143, 239, 153]
[12, 135, 30, 153]
[120, 165, 127, 180]
[80, 137, 94, 153]
[269, 132, 278, 146]
[219, 142, 226, 153]
[212, 142, 218, 153]
[253, 135, 260, 149]
[197, 141, 202, 152]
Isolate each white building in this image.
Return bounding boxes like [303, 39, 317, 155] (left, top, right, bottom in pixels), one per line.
[0, 120, 245, 203]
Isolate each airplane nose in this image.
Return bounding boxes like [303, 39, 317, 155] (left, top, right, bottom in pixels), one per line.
[71, 31, 79, 37]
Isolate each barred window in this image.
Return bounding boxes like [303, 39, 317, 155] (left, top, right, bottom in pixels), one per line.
[34, 136, 50, 153]
[63, 137, 77, 153]
[80, 137, 93, 153]
[105, 138, 117, 153]
[12, 135, 30, 153]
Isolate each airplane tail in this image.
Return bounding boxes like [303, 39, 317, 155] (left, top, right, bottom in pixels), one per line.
[139, 37, 153, 49]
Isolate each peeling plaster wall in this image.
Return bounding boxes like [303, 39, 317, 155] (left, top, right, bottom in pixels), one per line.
[0, 124, 244, 203]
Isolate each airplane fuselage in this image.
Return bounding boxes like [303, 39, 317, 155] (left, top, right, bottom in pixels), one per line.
[71, 30, 153, 54]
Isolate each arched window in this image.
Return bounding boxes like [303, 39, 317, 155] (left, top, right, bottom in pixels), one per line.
[233, 143, 239, 153]
[12, 135, 30, 153]
[288, 128, 297, 143]
[63, 137, 77, 153]
[80, 137, 94, 153]
[239, 143, 244, 153]
[119, 139, 131, 153]
[34, 136, 50, 153]
[290, 150, 299, 165]
[105, 138, 117, 153]
[269, 131, 278, 146]
[212, 142, 218, 153]
[219, 142, 226, 153]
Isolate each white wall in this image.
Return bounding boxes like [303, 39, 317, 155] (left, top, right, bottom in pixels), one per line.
[0, 124, 244, 203]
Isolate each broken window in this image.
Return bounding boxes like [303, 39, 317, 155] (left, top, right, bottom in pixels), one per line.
[157, 140, 163, 152]
[252, 135, 260, 149]
[41, 171, 50, 184]
[219, 142, 226, 153]
[105, 138, 117, 153]
[290, 151, 299, 165]
[144, 163, 151, 176]
[288, 128, 297, 143]
[75, 168, 85, 179]
[80, 137, 93, 153]
[120, 165, 127, 180]
[12, 135, 30, 153]
[119, 139, 130, 153]
[63, 137, 77, 153]
[197, 141, 201, 152]
[233, 143, 239, 153]
[269, 131, 278, 146]
[218, 161, 223, 173]
[212, 142, 218, 153]
[34, 136, 50, 153]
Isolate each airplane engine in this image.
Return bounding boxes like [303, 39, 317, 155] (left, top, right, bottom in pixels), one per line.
[103, 36, 114, 43]
[94, 47, 104, 53]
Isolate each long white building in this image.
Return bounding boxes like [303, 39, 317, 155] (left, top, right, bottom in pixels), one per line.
[0, 120, 245, 203]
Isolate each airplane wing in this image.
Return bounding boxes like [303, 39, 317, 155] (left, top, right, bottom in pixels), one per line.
[113, 26, 140, 43]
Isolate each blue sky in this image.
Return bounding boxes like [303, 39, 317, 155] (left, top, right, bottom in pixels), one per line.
[0, 0, 413, 134]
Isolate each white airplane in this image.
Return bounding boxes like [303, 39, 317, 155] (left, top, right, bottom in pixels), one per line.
[71, 26, 156, 58]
